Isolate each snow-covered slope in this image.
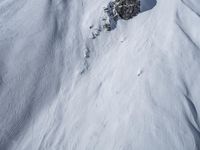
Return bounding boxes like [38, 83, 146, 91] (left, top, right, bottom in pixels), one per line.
[0, 0, 200, 149]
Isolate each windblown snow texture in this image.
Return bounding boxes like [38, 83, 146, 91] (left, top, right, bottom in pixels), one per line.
[0, 0, 200, 150]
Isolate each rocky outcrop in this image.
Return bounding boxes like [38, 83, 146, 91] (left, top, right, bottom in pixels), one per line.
[89, 0, 140, 35]
[115, 0, 140, 20]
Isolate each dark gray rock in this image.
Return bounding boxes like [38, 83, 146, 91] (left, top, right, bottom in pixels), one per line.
[99, 0, 140, 33]
[115, 0, 140, 20]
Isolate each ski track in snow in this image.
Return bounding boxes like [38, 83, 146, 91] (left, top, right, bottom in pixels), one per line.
[0, 0, 200, 150]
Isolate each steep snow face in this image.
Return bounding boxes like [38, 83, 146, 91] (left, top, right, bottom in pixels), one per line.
[0, 0, 200, 150]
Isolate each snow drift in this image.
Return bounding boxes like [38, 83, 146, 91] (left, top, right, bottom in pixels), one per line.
[0, 0, 200, 149]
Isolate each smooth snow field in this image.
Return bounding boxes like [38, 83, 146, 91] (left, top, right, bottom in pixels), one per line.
[0, 0, 200, 149]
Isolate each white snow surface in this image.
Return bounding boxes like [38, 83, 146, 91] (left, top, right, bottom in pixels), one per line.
[0, 0, 200, 149]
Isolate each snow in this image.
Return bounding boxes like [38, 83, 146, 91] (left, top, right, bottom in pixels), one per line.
[0, 0, 200, 149]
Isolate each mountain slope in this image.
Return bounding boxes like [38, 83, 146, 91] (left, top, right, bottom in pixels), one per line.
[0, 0, 200, 149]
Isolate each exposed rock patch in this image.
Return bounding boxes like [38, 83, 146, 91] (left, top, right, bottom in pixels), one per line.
[115, 0, 140, 20]
[89, 0, 140, 38]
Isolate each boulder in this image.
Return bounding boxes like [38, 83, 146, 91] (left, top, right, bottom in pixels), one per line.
[114, 0, 140, 20]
